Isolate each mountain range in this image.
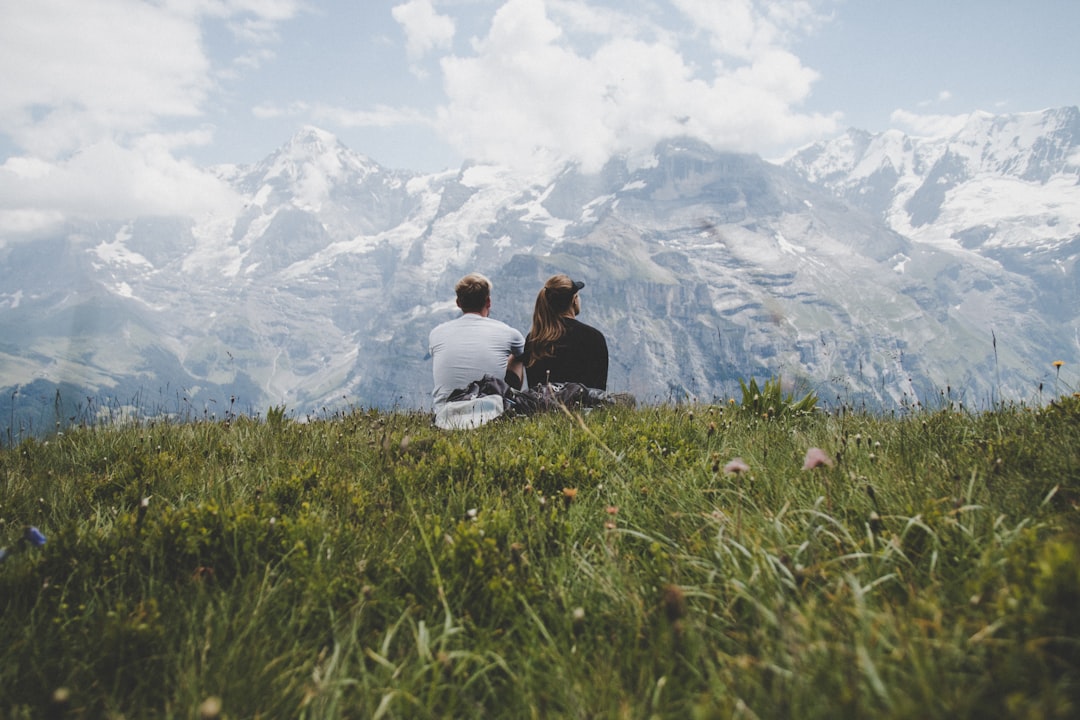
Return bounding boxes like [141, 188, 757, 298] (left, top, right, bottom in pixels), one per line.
[1, 107, 1077, 427]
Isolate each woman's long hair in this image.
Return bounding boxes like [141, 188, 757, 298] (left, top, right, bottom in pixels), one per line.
[525, 275, 577, 367]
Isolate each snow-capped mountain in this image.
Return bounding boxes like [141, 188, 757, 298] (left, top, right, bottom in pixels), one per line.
[785, 107, 1080, 324]
[2, 110, 1077, 425]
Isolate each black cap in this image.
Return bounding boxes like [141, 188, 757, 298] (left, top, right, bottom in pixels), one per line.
[545, 279, 584, 309]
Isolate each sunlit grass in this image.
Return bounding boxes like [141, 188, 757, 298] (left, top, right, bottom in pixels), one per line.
[2, 396, 1079, 718]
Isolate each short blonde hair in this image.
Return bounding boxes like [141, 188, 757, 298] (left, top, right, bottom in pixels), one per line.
[455, 273, 491, 312]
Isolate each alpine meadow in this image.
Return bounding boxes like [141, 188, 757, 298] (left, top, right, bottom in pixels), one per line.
[5, 1, 1080, 716]
[2, 384, 1079, 717]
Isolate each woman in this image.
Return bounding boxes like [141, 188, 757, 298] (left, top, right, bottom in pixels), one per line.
[521, 275, 608, 390]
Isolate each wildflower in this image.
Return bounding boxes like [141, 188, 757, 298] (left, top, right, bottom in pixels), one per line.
[466, 508, 478, 520]
[1053, 360, 1064, 368]
[23, 526, 46, 547]
[802, 447, 833, 470]
[606, 506, 619, 515]
[723, 457, 750, 475]
[199, 696, 223, 719]
[51, 688, 71, 710]
[572, 606, 586, 622]
[562, 488, 577, 508]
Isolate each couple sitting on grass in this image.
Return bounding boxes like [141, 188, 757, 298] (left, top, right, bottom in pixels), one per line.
[429, 272, 621, 429]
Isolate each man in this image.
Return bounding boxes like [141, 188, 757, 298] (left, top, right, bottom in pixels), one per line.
[429, 273, 525, 410]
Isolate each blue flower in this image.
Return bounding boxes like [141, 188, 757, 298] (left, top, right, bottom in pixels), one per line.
[23, 526, 46, 547]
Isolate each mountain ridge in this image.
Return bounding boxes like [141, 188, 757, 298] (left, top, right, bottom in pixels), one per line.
[2, 108, 1077, 426]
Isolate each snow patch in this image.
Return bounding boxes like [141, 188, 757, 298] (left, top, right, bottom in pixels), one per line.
[92, 227, 151, 268]
[775, 232, 805, 255]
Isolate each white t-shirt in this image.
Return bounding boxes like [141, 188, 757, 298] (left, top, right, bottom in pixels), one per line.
[429, 313, 525, 408]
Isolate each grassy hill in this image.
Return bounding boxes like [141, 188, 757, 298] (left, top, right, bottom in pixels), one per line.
[2, 394, 1079, 718]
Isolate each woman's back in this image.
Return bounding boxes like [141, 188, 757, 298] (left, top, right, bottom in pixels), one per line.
[526, 317, 608, 390]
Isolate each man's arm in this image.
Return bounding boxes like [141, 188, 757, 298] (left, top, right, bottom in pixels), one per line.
[505, 355, 524, 389]
[504, 327, 526, 390]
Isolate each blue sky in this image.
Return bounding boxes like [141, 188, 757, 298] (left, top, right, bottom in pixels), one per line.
[1, 0, 1078, 234]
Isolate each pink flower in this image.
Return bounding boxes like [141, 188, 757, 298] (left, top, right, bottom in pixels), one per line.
[723, 457, 750, 475]
[802, 447, 833, 470]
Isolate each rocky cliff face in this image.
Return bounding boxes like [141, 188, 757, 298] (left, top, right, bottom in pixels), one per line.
[2, 110, 1077, 425]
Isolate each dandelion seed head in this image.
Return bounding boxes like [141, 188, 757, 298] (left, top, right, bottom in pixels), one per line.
[199, 696, 223, 719]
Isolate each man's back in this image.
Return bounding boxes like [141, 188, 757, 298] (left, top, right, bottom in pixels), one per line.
[430, 314, 525, 408]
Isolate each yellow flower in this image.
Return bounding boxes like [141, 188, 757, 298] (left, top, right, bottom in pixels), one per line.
[1053, 360, 1064, 368]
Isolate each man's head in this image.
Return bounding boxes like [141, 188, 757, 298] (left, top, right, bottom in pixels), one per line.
[455, 273, 492, 314]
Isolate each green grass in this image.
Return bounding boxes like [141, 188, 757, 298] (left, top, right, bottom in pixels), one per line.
[2, 396, 1079, 718]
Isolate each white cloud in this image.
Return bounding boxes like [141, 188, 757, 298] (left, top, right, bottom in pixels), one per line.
[312, 104, 433, 129]
[671, 0, 824, 61]
[0, 0, 210, 157]
[546, 0, 660, 39]
[0, 138, 242, 234]
[0, 0, 299, 228]
[392, 0, 456, 63]
[434, 0, 837, 171]
[253, 101, 312, 119]
[890, 109, 970, 138]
